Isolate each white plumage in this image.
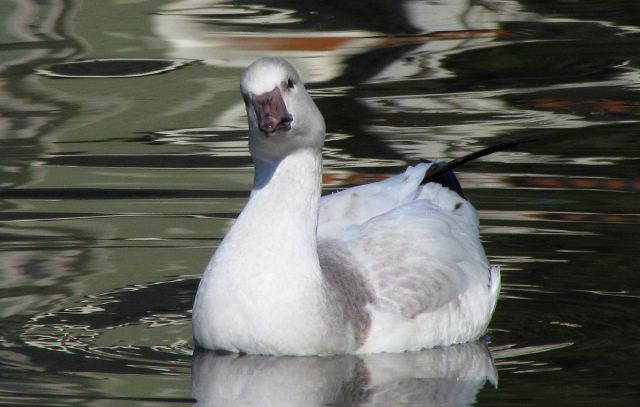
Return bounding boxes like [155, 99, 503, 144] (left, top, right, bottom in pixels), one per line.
[192, 57, 500, 355]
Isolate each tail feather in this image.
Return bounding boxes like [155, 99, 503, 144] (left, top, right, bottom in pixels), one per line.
[421, 137, 538, 196]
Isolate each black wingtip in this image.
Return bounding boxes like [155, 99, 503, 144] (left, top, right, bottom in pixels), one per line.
[421, 137, 539, 196]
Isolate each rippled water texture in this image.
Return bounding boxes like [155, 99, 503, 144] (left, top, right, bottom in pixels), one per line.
[1, 0, 640, 405]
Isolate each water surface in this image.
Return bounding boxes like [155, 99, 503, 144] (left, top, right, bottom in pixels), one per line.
[1, 0, 639, 405]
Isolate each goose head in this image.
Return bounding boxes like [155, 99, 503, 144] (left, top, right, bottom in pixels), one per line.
[240, 58, 325, 161]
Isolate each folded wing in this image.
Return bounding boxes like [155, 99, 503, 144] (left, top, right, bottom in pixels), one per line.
[318, 176, 488, 319]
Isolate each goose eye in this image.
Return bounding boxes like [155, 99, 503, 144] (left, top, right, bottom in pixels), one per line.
[287, 78, 295, 89]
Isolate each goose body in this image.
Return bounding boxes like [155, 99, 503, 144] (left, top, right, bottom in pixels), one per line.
[192, 58, 500, 355]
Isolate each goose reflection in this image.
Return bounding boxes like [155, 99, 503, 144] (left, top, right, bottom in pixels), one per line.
[192, 341, 497, 406]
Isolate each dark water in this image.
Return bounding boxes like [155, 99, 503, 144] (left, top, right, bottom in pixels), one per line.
[1, 0, 640, 405]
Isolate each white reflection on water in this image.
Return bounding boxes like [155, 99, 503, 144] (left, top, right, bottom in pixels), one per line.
[151, 0, 531, 83]
[155, 3, 302, 25]
[491, 342, 573, 374]
[192, 341, 497, 406]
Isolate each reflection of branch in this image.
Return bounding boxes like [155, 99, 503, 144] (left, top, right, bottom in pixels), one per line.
[378, 29, 510, 45]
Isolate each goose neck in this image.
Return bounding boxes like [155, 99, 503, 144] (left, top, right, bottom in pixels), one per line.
[249, 147, 323, 231]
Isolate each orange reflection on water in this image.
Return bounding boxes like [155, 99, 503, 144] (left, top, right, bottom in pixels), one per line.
[532, 98, 640, 115]
[512, 176, 640, 192]
[324, 170, 640, 193]
[528, 212, 640, 224]
[322, 171, 391, 187]
[219, 29, 506, 52]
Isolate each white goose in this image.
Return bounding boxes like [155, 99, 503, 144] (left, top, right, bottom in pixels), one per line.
[193, 57, 514, 356]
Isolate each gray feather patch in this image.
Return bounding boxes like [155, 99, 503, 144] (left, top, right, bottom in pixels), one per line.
[318, 240, 373, 347]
